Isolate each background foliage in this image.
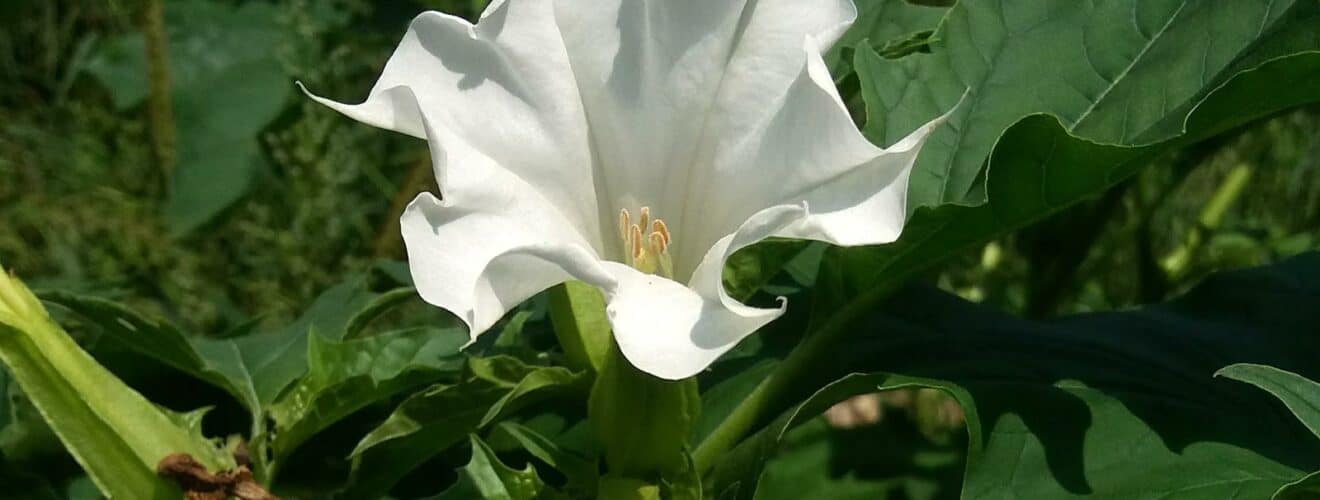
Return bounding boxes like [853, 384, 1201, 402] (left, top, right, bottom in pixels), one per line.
[0, 0, 1317, 499]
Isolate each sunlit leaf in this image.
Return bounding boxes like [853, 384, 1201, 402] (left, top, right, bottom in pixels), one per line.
[0, 270, 231, 499]
[856, 0, 1318, 208]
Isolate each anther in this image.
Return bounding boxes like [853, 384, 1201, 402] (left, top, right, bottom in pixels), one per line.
[648, 231, 667, 254]
[619, 209, 631, 240]
[651, 219, 670, 246]
[630, 224, 644, 260]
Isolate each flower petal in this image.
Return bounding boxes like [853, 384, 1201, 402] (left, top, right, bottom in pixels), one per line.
[400, 104, 615, 341]
[302, 0, 607, 251]
[691, 35, 946, 254]
[604, 204, 809, 380]
[551, 0, 860, 265]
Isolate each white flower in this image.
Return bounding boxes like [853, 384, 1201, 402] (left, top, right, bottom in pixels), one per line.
[304, 0, 940, 380]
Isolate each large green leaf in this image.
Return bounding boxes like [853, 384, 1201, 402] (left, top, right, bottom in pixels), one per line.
[855, 0, 1317, 207]
[84, 0, 293, 233]
[832, 50, 1320, 316]
[0, 269, 231, 499]
[715, 253, 1320, 499]
[1217, 364, 1320, 441]
[1216, 364, 1320, 500]
[339, 356, 582, 499]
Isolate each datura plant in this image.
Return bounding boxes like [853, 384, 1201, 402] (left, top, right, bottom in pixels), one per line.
[4, 0, 1320, 499]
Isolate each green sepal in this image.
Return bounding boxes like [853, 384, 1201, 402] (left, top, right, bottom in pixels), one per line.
[588, 343, 700, 479]
[548, 281, 612, 374]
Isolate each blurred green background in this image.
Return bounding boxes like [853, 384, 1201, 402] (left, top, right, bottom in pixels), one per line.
[1, 0, 1316, 498]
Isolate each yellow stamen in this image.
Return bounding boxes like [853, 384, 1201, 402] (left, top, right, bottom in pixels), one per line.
[617, 207, 674, 278]
[630, 224, 644, 261]
[619, 208, 631, 241]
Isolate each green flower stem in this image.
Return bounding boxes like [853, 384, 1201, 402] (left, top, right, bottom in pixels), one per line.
[692, 278, 901, 474]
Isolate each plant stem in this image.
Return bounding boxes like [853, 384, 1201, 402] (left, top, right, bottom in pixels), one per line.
[692, 279, 897, 473]
[1160, 163, 1253, 280]
[143, 0, 175, 181]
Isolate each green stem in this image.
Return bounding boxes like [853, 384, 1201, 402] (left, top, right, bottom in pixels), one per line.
[1160, 163, 1253, 280]
[143, 0, 175, 180]
[692, 279, 898, 473]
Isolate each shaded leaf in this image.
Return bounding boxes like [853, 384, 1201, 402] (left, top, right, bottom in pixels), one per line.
[716, 253, 1320, 499]
[83, 0, 294, 233]
[722, 240, 811, 302]
[1216, 364, 1320, 500]
[267, 326, 468, 463]
[1216, 364, 1320, 440]
[426, 435, 561, 500]
[494, 422, 598, 496]
[340, 357, 581, 499]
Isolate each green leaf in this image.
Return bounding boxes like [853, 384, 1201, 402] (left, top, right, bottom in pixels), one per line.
[426, 435, 561, 500]
[343, 287, 418, 339]
[825, 0, 949, 73]
[340, 357, 581, 499]
[267, 326, 467, 464]
[44, 270, 405, 479]
[83, 0, 293, 234]
[855, 0, 1318, 207]
[718, 253, 1320, 499]
[1276, 471, 1320, 500]
[40, 292, 262, 415]
[1216, 364, 1320, 440]
[754, 418, 963, 500]
[43, 270, 394, 414]
[0, 270, 231, 499]
[494, 422, 598, 496]
[834, 51, 1320, 312]
[1215, 364, 1320, 500]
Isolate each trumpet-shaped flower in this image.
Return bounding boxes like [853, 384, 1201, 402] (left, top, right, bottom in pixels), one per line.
[305, 0, 941, 380]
